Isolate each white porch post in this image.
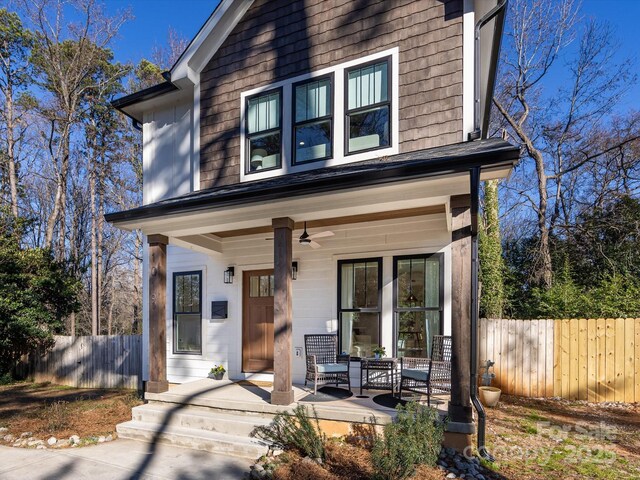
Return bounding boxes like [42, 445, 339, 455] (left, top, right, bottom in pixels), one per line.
[271, 217, 294, 405]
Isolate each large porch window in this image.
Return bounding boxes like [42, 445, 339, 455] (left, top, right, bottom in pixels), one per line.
[338, 258, 382, 359]
[173, 271, 202, 354]
[394, 254, 443, 358]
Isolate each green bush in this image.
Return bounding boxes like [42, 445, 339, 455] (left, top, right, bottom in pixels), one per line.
[371, 402, 444, 480]
[250, 404, 326, 460]
[0, 212, 80, 376]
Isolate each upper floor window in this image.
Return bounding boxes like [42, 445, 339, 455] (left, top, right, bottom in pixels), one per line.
[346, 58, 391, 154]
[246, 89, 282, 174]
[239, 48, 398, 182]
[293, 75, 333, 164]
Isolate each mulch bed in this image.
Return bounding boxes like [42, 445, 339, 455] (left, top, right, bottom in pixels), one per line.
[0, 382, 142, 442]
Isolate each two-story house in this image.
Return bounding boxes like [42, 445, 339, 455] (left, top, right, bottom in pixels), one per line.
[107, 0, 516, 453]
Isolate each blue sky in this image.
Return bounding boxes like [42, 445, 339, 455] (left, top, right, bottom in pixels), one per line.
[106, 0, 638, 108]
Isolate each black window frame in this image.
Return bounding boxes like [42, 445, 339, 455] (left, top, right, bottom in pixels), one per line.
[344, 56, 392, 156]
[392, 253, 444, 358]
[291, 73, 334, 165]
[337, 257, 383, 361]
[172, 270, 203, 355]
[244, 87, 283, 175]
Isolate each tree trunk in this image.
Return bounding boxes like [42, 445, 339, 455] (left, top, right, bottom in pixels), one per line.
[90, 157, 99, 335]
[5, 80, 19, 218]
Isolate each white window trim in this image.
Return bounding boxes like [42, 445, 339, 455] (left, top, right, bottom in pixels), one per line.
[239, 47, 400, 183]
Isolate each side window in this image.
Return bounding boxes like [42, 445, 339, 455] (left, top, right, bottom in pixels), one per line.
[246, 89, 282, 174]
[338, 258, 382, 359]
[394, 255, 443, 358]
[173, 271, 202, 354]
[345, 58, 391, 154]
[293, 75, 333, 164]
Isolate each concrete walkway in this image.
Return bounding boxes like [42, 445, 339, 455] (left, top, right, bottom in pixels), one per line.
[0, 439, 252, 479]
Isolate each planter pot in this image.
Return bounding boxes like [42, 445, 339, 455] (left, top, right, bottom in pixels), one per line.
[374, 353, 381, 359]
[479, 386, 501, 407]
[208, 372, 224, 380]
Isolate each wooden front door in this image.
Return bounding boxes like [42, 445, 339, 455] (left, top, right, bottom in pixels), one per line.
[242, 269, 274, 373]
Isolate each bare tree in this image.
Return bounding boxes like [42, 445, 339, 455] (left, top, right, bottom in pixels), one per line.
[493, 0, 638, 288]
[22, 0, 130, 256]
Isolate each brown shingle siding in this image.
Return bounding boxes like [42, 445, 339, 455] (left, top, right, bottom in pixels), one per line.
[200, 0, 463, 190]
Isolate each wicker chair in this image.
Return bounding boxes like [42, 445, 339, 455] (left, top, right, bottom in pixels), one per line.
[399, 335, 452, 405]
[304, 334, 351, 395]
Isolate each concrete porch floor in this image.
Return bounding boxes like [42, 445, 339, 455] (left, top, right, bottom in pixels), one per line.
[145, 379, 449, 426]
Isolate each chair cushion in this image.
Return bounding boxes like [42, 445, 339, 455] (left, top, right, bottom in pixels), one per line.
[317, 363, 348, 373]
[402, 368, 429, 382]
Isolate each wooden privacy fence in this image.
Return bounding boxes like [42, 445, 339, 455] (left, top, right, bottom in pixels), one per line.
[479, 318, 640, 403]
[32, 335, 142, 390]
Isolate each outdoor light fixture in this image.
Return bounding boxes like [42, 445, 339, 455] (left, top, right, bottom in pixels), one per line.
[292, 261, 299, 280]
[224, 266, 235, 284]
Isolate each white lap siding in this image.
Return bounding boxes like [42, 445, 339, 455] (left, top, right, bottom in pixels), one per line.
[159, 213, 451, 385]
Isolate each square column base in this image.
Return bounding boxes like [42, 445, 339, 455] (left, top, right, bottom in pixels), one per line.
[146, 380, 169, 393]
[271, 389, 294, 405]
[442, 431, 473, 453]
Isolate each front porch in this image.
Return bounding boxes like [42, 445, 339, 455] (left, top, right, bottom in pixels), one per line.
[146, 379, 449, 424]
[117, 378, 449, 458]
[106, 139, 521, 452]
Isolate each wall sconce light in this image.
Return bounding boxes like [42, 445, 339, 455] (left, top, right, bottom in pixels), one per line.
[224, 266, 235, 284]
[292, 261, 298, 280]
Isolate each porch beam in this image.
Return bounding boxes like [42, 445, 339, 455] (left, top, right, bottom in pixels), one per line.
[271, 217, 294, 405]
[170, 234, 223, 255]
[147, 234, 169, 393]
[446, 194, 474, 449]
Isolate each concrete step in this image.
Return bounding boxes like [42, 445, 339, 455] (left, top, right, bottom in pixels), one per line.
[116, 420, 270, 459]
[131, 403, 273, 437]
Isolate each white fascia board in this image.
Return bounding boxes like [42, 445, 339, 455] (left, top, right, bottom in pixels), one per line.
[171, 0, 254, 88]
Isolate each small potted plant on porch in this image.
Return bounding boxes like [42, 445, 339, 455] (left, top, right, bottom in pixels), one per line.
[372, 346, 386, 359]
[479, 359, 501, 407]
[208, 364, 226, 380]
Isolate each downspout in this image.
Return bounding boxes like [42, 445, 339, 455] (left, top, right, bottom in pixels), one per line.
[469, 0, 508, 140]
[469, 166, 493, 460]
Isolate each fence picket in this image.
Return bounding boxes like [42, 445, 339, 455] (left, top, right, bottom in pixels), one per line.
[479, 318, 639, 403]
[32, 335, 142, 390]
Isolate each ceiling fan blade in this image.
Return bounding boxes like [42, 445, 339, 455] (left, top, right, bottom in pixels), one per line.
[309, 231, 334, 240]
[265, 237, 273, 241]
[309, 240, 322, 249]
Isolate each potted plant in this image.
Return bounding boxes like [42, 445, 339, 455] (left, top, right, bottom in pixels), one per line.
[479, 360, 501, 407]
[208, 364, 226, 380]
[372, 346, 386, 359]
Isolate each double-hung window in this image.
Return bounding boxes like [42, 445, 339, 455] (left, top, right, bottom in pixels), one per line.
[293, 76, 333, 164]
[393, 254, 443, 358]
[245, 89, 282, 173]
[173, 271, 202, 354]
[338, 258, 382, 359]
[345, 57, 391, 154]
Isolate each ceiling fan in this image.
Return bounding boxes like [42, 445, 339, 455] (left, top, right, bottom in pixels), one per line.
[264, 222, 334, 249]
[298, 222, 334, 249]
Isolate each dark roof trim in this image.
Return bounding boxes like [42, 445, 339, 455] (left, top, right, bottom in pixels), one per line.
[105, 140, 519, 225]
[111, 80, 179, 112]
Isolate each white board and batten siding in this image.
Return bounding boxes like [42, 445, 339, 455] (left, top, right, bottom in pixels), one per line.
[161, 214, 452, 385]
[140, 99, 199, 382]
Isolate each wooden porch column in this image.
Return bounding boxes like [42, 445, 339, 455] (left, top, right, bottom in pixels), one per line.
[271, 217, 294, 405]
[446, 195, 474, 449]
[147, 234, 169, 394]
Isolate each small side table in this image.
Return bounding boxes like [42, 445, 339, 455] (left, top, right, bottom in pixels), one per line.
[360, 357, 400, 395]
